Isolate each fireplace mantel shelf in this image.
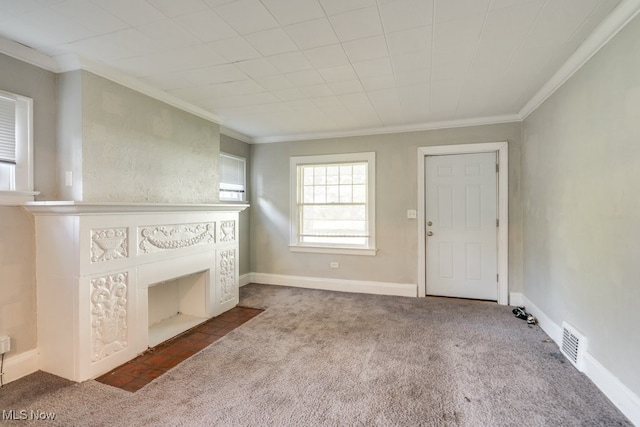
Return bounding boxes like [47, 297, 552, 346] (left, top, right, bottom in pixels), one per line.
[23, 201, 249, 215]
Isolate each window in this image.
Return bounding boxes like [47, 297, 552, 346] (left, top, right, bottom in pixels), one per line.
[290, 152, 376, 256]
[0, 89, 35, 204]
[219, 153, 246, 202]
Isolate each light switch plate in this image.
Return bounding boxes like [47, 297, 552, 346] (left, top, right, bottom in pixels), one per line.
[0, 336, 10, 354]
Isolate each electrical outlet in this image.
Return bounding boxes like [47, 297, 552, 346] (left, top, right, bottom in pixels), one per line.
[407, 209, 417, 219]
[330, 262, 339, 269]
[0, 336, 10, 354]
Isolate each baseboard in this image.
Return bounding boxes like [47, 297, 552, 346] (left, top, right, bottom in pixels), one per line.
[239, 273, 251, 287]
[521, 294, 640, 425]
[1, 349, 39, 385]
[249, 272, 417, 297]
[520, 295, 563, 344]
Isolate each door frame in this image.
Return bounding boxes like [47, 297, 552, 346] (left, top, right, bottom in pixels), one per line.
[417, 142, 509, 305]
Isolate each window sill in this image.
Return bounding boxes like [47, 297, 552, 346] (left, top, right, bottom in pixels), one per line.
[289, 245, 377, 256]
[0, 190, 39, 206]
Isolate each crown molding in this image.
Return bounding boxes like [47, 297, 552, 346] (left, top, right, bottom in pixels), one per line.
[220, 126, 253, 144]
[0, 37, 57, 71]
[519, 0, 640, 120]
[53, 54, 223, 125]
[251, 114, 521, 144]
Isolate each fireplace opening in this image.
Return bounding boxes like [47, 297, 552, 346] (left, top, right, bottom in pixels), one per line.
[148, 270, 208, 347]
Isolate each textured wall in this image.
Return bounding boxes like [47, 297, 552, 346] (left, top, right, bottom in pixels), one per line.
[220, 134, 251, 276]
[81, 71, 220, 203]
[0, 54, 56, 359]
[522, 14, 640, 397]
[250, 122, 523, 291]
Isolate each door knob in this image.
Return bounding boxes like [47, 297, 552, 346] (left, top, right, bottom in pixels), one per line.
[427, 231, 433, 236]
[427, 221, 432, 226]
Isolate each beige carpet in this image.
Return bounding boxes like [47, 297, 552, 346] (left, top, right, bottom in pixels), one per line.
[0, 284, 631, 426]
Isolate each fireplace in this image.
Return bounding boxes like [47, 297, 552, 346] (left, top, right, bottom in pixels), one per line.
[24, 202, 248, 382]
[147, 271, 208, 347]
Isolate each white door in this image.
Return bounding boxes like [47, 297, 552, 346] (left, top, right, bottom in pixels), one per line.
[425, 152, 498, 300]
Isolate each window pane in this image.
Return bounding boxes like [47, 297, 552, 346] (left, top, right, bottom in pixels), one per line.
[339, 165, 352, 184]
[339, 185, 352, 203]
[313, 186, 326, 203]
[326, 185, 339, 203]
[353, 164, 366, 184]
[303, 186, 314, 203]
[314, 166, 326, 185]
[303, 166, 314, 185]
[353, 184, 366, 203]
[326, 166, 339, 184]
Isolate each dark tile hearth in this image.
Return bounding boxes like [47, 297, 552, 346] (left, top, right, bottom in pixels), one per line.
[96, 306, 263, 392]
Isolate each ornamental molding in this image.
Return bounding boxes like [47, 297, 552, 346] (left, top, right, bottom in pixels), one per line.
[219, 220, 236, 242]
[218, 249, 236, 304]
[138, 223, 215, 254]
[91, 228, 128, 263]
[91, 273, 128, 362]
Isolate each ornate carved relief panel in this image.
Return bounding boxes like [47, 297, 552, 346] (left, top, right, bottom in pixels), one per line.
[91, 228, 128, 263]
[138, 223, 215, 254]
[219, 220, 236, 243]
[91, 272, 128, 362]
[218, 249, 236, 304]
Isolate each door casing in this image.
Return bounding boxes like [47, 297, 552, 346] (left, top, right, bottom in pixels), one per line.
[417, 142, 509, 305]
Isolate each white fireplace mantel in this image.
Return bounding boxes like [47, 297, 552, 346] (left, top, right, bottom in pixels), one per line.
[24, 201, 248, 382]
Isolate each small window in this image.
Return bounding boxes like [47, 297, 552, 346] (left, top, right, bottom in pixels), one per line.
[0, 90, 35, 204]
[290, 152, 376, 256]
[219, 153, 246, 202]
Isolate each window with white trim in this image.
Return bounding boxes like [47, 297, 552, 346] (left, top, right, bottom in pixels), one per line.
[0, 89, 34, 203]
[219, 152, 246, 202]
[290, 152, 376, 256]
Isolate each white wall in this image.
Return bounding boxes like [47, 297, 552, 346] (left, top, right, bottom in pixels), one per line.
[522, 12, 640, 400]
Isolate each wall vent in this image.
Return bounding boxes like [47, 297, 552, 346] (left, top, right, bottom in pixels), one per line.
[561, 322, 587, 371]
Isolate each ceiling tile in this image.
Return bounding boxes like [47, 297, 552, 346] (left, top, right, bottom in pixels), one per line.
[328, 80, 364, 95]
[395, 69, 430, 87]
[14, 8, 97, 45]
[285, 18, 339, 50]
[379, 0, 433, 33]
[352, 56, 394, 79]
[146, 0, 209, 17]
[104, 28, 164, 56]
[255, 75, 294, 91]
[182, 64, 249, 85]
[434, 14, 485, 47]
[207, 36, 261, 62]
[318, 64, 359, 83]
[272, 87, 307, 101]
[175, 9, 238, 42]
[329, 7, 383, 42]
[359, 74, 396, 91]
[303, 44, 350, 69]
[342, 35, 388, 63]
[434, 0, 491, 24]
[92, 0, 166, 26]
[0, 0, 41, 17]
[318, 0, 376, 16]
[312, 96, 342, 107]
[52, 0, 127, 34]
[212, 92, 278, 108]
[245, 28, 298, 56]
[392, 50, 430, 73]
[299, 84, 334, 98]
[69, 36, 135, 62]
[482, 1, 544, 41]
[285, 69, 325, 87]
[141, 72, 196, 91]
[139, 19, 201, 50]
[386, 26, 432, 57]
[261, 0, 325, 25]
[235, 58, 281, 78]
[268, 52, 313, 73]
[213, 0, 279, 35]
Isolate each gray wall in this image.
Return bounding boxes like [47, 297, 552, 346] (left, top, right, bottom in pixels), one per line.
[220, 134, 251, 276]
[80, 71, 220, 203]
[0, 53, 57, 358]
[522, 14, 640, 396]
[250, 122, 523, 292]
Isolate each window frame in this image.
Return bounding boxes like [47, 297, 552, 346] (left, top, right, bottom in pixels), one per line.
[289, 152, 376, 256]
[0, 89, 36, 205]
[218, 152, 246, 203]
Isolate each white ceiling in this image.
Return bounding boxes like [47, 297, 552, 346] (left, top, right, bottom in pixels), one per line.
[0, 0, 626, 142]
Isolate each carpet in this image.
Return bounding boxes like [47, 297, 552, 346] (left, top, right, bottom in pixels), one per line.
[0, 284, 631, 426]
